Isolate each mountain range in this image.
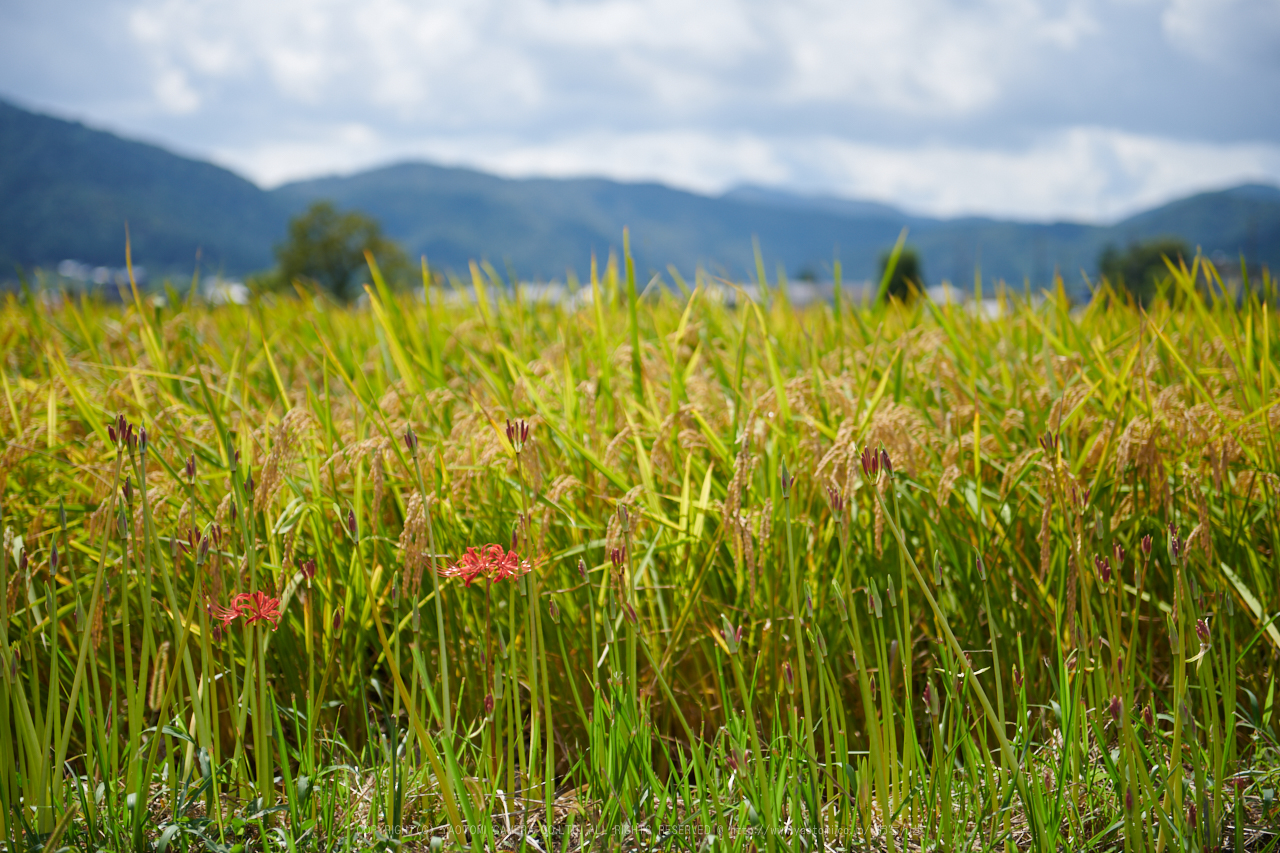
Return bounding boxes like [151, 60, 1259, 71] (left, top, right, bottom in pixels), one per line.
[2, 97, 1278, 292]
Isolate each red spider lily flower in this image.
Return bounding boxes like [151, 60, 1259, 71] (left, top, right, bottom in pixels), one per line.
[444, 544, 530, 587]
[232, 591, 282, 629]
[208, 599, 241, 630]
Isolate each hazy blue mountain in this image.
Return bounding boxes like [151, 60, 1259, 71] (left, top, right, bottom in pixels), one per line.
[271, 163, 913, 283]
[0, 98, 284, 276]
[2, 96, 1276, 291]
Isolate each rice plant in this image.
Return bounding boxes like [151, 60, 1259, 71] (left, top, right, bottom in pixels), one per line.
[1, 250, 1278, 851]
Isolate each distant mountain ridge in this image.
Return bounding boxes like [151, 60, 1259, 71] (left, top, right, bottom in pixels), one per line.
[2, 97, 1277, 290]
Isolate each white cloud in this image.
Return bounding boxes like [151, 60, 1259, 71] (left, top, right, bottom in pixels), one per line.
[3, 0, 1277, 221]
[1162, 0, 1280, 68]
[121, 0, 1107, 120]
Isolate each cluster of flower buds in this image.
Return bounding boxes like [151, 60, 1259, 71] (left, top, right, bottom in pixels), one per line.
[180, 525, 224, 565]
[243, 473, 254, 498]
[858, 445, 893, 480]
[868, 579, 883, 618]
[107, 414, 141, 451]
[1094, 555, 1112, 584]
[505, 418, 531, 453]
[1012, 665, 1024, 689]
[1141, 534, 1153, 557]
[184, 454, 197, 482]
[1195, 618, 1210, 645]
[403, 425, 419, 455]
[122, 476, 133, 504]
[301, 558, 318, 583]
[923, 680, 940, 717]
[721, 614, 744, 654]
[1168, 523, 1184, 565]
[1113, 543, 1126, 568]
[483, 693, 495, 716]
[609, 545, 626, 569]
[825, 485, 844, 515]
[347, 509, 357, 538]
[1037, 430, 1060, 455]
[779, 461, 795, 499]
[1108, 695, 1123, 724]
[1142, 703, 1154, 727]
[547, 596, 561, 624]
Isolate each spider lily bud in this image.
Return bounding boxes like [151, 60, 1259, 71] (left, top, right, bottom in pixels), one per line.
[1109, 695, 1122, 724]
[618, 503, 630, 534]
[880, 448, 893, 477]
[1195, 618, 1210, 645]
[332, 606, 344, 633]
[244, 474, 254, 497]
[859, 445, 880, 480]
[404, 426, 418, 454]
[1126, 788, 1134, 811]
[1114, 543, 1126, 568]
[1142, 704, 1154, 727]
[1095, 556, 1112, 584]
[123, 476, 133, 504]
[1141, 534, 1152, 556]
[825, 485, 844, 514]
[577, 558, 587, 581]
[1012, 666, 1024, 689]
[347, 509, 357, 537]
[976, 553, 986, 580]
[869, 580, 882, 619]
[779, 460, 794, 499]
[484, 693, 495, 716]
[108, 424, 117, 445]
[548, 596, 560, 624]
[50, 543, 58, 573]
[721, 614, 741, 654]
[832, 583, 849, 622]
[139, 427, 148, 452]
[783, 661, 795, 695]
[185, 454, 196, 481]
[301, 559, 317, 582]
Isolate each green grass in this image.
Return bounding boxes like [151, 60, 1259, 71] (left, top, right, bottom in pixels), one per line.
[1, 252, 1279, 852]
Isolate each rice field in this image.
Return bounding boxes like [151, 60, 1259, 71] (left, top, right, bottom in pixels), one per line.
[1, 251, 1279, 852]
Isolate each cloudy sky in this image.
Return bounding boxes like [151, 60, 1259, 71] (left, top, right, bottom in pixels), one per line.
[3, 0, 1278, 221]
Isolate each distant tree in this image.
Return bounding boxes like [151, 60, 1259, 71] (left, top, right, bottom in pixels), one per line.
[878, 246, 924, 302]
[1098, 237, 1192, 307]
[274, 201, 409, 302]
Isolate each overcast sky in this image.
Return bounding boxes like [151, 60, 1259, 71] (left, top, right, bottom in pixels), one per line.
[3, 0, 1278, 221]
